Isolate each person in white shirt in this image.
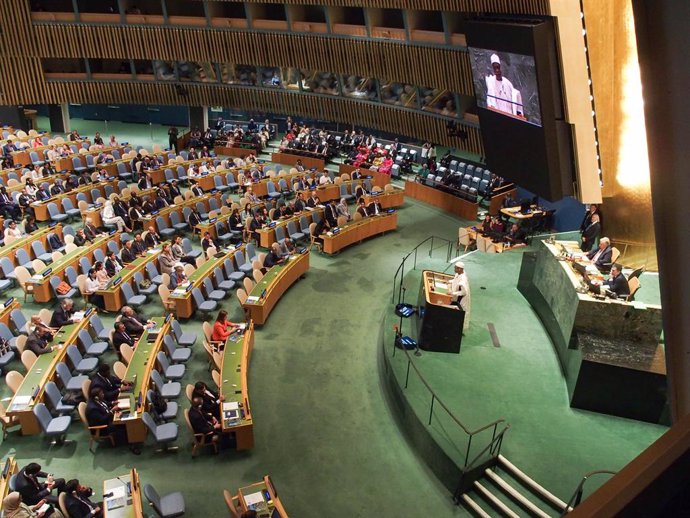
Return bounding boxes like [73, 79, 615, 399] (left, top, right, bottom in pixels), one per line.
[448, 261, 471, 332]
[85, 268, 106, 310]
[29, 165, 42, 181]
[109, 135, 118, 147]
[245, 187, 259, 204]
[4, 220, 23, 240]
[318, 174, 332, 185]
[101, 200, 130, 232]
[188, 165, 199, 178]
[485, 53, 523, 117]
[46, 145, 60, 162]
[24, 181, 38, 197]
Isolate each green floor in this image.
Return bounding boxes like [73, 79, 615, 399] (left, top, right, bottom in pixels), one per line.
[0, 118, 666, 517]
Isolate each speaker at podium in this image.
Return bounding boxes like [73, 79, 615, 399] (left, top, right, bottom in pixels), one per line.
[415, 270, 464, 353]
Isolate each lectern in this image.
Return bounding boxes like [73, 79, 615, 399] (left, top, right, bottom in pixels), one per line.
[416, 270, 464, 353]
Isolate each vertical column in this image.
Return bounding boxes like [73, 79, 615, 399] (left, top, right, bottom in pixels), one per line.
[0, 106, 27, 131]
[189, 107, 205, 132]
[633, 0, 690, 422]
[46, 104, 69, 133]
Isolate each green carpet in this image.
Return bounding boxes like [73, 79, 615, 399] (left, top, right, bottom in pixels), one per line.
[0, 118, 666, 517]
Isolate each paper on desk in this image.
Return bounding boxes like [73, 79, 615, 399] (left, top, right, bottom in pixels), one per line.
[172, 289, 186, 296]
[245, 296, 259, 303]
[244, 492, 264, 507]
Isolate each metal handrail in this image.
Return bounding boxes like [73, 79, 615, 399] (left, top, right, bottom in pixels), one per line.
[463, 422, 512, 473]
[391, 235, 453, 304]
[560, 470, 617, 516]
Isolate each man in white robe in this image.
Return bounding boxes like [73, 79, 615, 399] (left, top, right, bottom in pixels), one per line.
[449, 261, 471, 332]
[485, 54, 523, 117]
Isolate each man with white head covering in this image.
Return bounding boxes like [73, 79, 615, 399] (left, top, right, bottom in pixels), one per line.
[449, 261, 471, 332]
[485, 53, 523, 117]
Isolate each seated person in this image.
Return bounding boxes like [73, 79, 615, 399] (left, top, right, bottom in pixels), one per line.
[26, 327, 54, 356]
[2, 491, 61, 518]
[263, 243, 285, 269]
[169, 264, 188, 289]
[590, 263, 630, 298]
[355, 199, 368, 219]
[4, 220, 24, 240]
[112, 321, 136, 351]
[279, 237, 296, 257]
[49, 299, 75, 328]
[201, 232, 219, 252]
[90, 363, 126, 403]
[85, 387, 137, 452]
[30, 315, 57, 337]
[480, 214, 492, 234]
[73, 229, 90, 246]
[14, 462, 66, 508]
[105, 251, 124, 277]
[211, 309, 238, 343]
[63, 479, 103, 518]
[120, 305, 153, 337]
[188, 396, 221, 446]
[504, 223, 526, 246]
[366, 199, 382, 216]
[131, 233, 147, 255]
[120, 240, 137, 264]
[586, 237, 613, 272]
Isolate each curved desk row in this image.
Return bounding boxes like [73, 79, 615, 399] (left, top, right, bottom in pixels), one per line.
[96, 249, 162, 312]
[234, 475, 289, 518]
[257, 208, 324, 248]
[0, 224, 63, 266]
[219, 321, 254, 450]
[363, 187, 405, 208]
[27, 233, 121, 303]
[518, 240, 666, 423]
[242, 250, 310, 325]
[80, 187, 157, 228]
[31, 178, 120, 221]
[7, 311, 96, 435]
[321, 212, 397, 255]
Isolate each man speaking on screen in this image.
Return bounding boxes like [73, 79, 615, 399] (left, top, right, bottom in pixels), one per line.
[486, 53, 524, 118]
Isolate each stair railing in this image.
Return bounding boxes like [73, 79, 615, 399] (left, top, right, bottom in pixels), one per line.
[560, 470, 617, 516]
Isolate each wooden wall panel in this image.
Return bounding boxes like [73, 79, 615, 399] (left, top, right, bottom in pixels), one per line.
[31, 25, 475, 94]
[13, 79, 484, 154]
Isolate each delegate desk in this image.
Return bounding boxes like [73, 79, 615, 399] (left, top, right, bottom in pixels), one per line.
[214, 144, 259, 158]
[0, 456, 18, 503]
[6, 312, 94, 435]
[96, 249, 161, 311]
[140, 191, 222, 234]
[11, 140, 92, 167]
[272, 151, 325, 170]
[297, 184, 341, 204]
[242, 250, 309, 325]
[500, 204, 545, 221]
[321, 212, 397, 255]
[114, 317, 172, 443]
[240, 171, 298, 199]
[363, 187, 405, 208]
[518, 240, 666, 423]
[196, 163, 266, 192]
[235, 476, 289, 518]
[150, 157, 208, 185]
[28, 233, 120, 303]
[404, 180, 477, 220]
[31, 178, 119, 221]
[256, 208, 324, 248]
[169, 247, 243, 318]
[0, 224, 62, 265]
[103, 469, 145, 518]
[338, 164, 391, 189]
[415, 270, 464, 353]
[219, 321, 255, 450]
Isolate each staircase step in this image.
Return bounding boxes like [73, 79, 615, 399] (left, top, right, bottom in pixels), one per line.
[485, 469, 552, 518]
[460, 494, 493, 518]
[474, 481, 521, 518]
[498, 455, 571, 512]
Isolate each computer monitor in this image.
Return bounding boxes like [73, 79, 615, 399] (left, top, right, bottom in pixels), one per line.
[519, 200, 531, 214]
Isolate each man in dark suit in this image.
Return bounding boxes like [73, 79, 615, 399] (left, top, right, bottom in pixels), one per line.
[113, 321, 136, 351]
[48, 233, 65, 251]
[263, 243, 285, 269]
[190, 181, 204, 197]
[120, 306, 150, 336]
[131, 233, 147, 255]
[201, 232, 219, 252]
[293, 192, 305, 213]
[90, 363, 125, 403]
[26, 328, 53, 355]
[144, 226, 162, 248]
[324, 200, 338, 227]
[168, 180, 181, 199]
[504, 223, 527, 246]
[63, 479, 103, 518]
[138, 173, 153, 190]
[74, 229, 89, 246]
[356, 199, 368, 219]
[105, 251, 124, 277]
[14, 462, 66, 507]
[49, 299, 75, 327]
[169, 264, 188, 289]
[189, 397, 220, 445]
[187, 208, 202, 229]
[587, 237, 613, 272]
[366, 199, 382, 216]
[580, 213, 601, 252]
[601, 264, 630, 298]
[120, 240, 137, 264]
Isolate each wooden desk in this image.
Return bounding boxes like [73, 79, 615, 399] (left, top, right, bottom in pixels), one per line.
[0, 298, 20, 328]
[214, 145, 259, 158]
[169, 247, 242, 318]
[140, 192, 222, 234]
[417, 270, 463, 353]
[338, 164, 391, 189]
[242, 251, 309, 325]
[197, 163, 265, 192]
[321, 212, 397, 255]
[236, 476, 289, 517]
[240, 171, 301, 198]
[297, 184, 341, 204]
[114, 317, 172, 443]
[220, 321, 254, 450]
[31, 179, 119, 221]
[271, 152, 325, 170]
[363, 188, 405, 209]
[12, 140, 92, 167]
[0, 456, 18, 503]
[6, 312, 94, 435]
[96, 250, 161, 311]
[256, 208, 323, 248]
[103, 469, 145, 518]
[0, 224, 62, 265]
[28, 233, 120, 303]
[404, 180, 477, 220]
[81, 188, 157, 228]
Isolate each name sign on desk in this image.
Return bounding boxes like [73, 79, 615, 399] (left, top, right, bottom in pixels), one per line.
[84, 308, 94, 317]
[48, 221, 58, 227]
[186, 284, 194, 292]
[42, 268, 52, 277]
[151, 210, 159, 216]
[332, 228, 341, 234]
[112, 277, 122, 287]
[209, 218, 217, 224]
[165, 313, 173, 323]
[4, 297, 14, 307]
[268, 222, 276, 228]
[109, 229, 117, 235]
[260, 289, 267, 300]
[299, 247, 307, 254]
[387, 209, 396, 214]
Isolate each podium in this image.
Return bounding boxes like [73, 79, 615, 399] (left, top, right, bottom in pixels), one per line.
[415, 270, 464, 353]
